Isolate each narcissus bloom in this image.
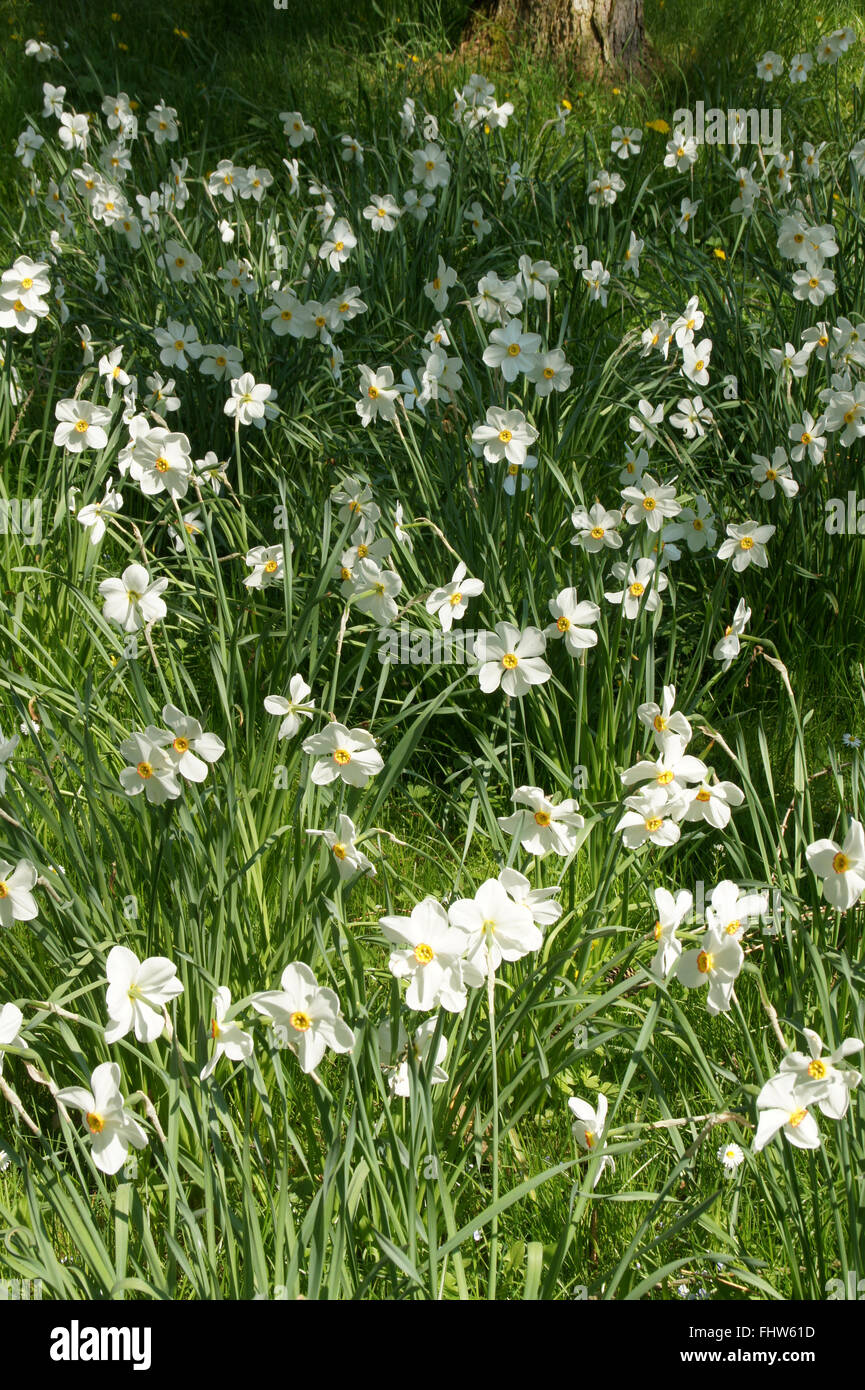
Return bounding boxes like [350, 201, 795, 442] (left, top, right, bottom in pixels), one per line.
[568, 1093, 615, 1186]
[200, 987, 254, 1080]
[251, 962, 355, 1072]
[498, 785, 584, 857]
[53, 399, 112, 453]
[649, 886, 693, 979]
[637, 685, 692, 748]
[99, 564, 168, 632]
[482, 319, 541, 383]
[717, 521, 775, 572]
[676, 925, 743, 1015]
[704, 879, 767, 940]
[104, 944, 184, 1044]
[778, 1030, 863, 1120]
[381, 898, 482, 1012]
[0, 255, 51, 333]
[0, 1002, 24, 1072]
[605, 557, 667, 620]
[356, 365, 399, 426]
[302, 723, 384, 787]
[682, 779, 745, 829]
[225, 372, 276, 428]
[806, 819, 865, 910]
[571, 502, 622, 553]
[264, 675, 316, 739]
[145, 705, 225, 782]
[753, 1072, 821, 1152]
[307, 814, 375, 881]
[449, 877, 542, 974]
[118, 732, 181, 805]
[544, 588, 600, 655]
[474, 622, 551, 697]
[57, 1063, 148, 1175]
[622, 474, 681, 532]
[244, 544, 285, 590]
[0, 859, 38, 929]
[378, 1018, 448, 1097]
[616, 785, 685, 849]
[712, 598, 751, 672]
[426, 561, 484, 632]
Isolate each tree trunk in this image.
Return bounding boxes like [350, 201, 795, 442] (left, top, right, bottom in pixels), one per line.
[487, 0, 645, 71]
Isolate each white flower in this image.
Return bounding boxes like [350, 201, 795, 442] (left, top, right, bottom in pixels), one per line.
[498, 785, 584, 858]
[544, 588, 600, 655]
[0, 730, 19, 796]
[57, 1063, 148, 1176]
[154, 319, 202, 370]
[621, 736, 707, 797]
[307, 814, 375, 881]
[682, 780, 745, 830]
[53, 399, 112, 453]
[615, 785, 685, 850]
[681, 338, 712, 386]
[663, 496, 717, 552]
[77, 477, 123, 544]
[474, 622, 551, 697]
[518, 255, 559, 300]
[668, 396, 713, 440]
[756, 50, 785, 81]
[378, 1018, 448, 1098]
[244, 544, 285, 590]
[718, 1141, 745, 1175]
[588, 168, 625, 207]
[806, 819, 865, 911]
[530, 348, 572, 396]
[712, 599, 751, 671]
[145, 705, 225, 783]
[159, 237, 202, 284]
[349, 557, 402, 626]
[302, 723, 384, 788]
[449, 878, 542, 974]
[751, 448, 798, 501]
[778, 1029, 863, 1120]
[381, 899, 482, 1012]
[582, 259, 610, 305]
[424, 257, 457, 312]
[788, 411, 826, 466]
[571, 502, 622, 553]
[264, 675, 315, 739]
[201, 988, 254, 1080]
[425, 561, 484, 632]
[356, 365, 399, 426]
[568, 1093, 615, 1186]
[704, 879, 767, 940]
[251, 962, 355, 1073]
[753, 1072, 821, 1152]
[611, 125, 641, 159]
[0, 859, 38, 928]
[104, 945, 184, 1044]
[792, 265, 835, 307]
[664, 130, 698, 172]
[629, 398, 664, 447]
[622, 474, 681, 532]
[649, 886, 693, 979]
[676, 926, 743, 1015]
[498, 867, 562, 927]
[363, 194, 401, 231]
[225, 372, 276, 428]
[412, 142, 450, 191]
[637, 685, 692, 747]
[482, 319, 542, 382]
[99, 564, 168, 632]
[717, 521, 775, 572]
[605, 557, 667, 620]
[0, 1002, 24, 1073]
[464, 200, 491, 242]
[471, 406, 537, 466]
[280, 110, 314, 146]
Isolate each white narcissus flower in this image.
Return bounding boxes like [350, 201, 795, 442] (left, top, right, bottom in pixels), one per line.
[712, 598, 751, 672]
[0, 859, 38, 929]
[629, 398, 664, 447]
[753, 1072, 821, 1152]
[307, 814, 375, 881]
[99, 564, 168, 632]
[225, 372, 275, 428]
[778, 1030, 863, 1120]
[620, 736, 707, 796]
[349, 557, 402, 625]
[662, 496, 716, 552]
[363, 194, 401, 231]
[530, 348, 573, 396]
[605, 557, 668, 620]
[144, 705, 225, 783]
[682, 779, 745, 829]
[251, 962, 355, 1073]
[53, 399, 113, 453]
[806, 819, 865, 911]
[498, 867, 562, 926]
[412, 142, 450, 190]
[200, 987, 254, 1080]
[0, 729, 19, 796]
[482, 319, 542, 383]
[381, 898, 482, 1012]
[498, 785, 584, 858]
[0, 1002, 24, 1072]
[751, 448, 799, 501]
[449, 877, 542, 975]
[104, 944, 184, 1044]
[426, 562, 484, 633]
[474, 622, 551, 698]
[118, 732, 181, 805]
[424, 257, 457, 312]
[568, 1093, 615, 1187]
[615, 785, 685, 850]
[518, 255, 559, 299]
[264, 675, 315, 739]
[649, 886, 693, 979]
[676, 925, 743, 1015]
[244, 545, 285, 590]
[77, 478, 123, 544]
[356, 365, 399, 426]
[717, 521, 775, 572]
[544, 588, 600, 655]
[704, 879, 768, 941]
[571, 502, 622, 553]
[377, 1018, 448, 1098]
[622, 474, 681, 532]
[638, 685, 693, 748]
[302, 723, 384, 788]
[472, 407, 538, 467]
[56, 1062, 148, 1176]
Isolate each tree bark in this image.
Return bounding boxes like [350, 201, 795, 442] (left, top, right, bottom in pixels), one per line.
[485, 0, 645, 71]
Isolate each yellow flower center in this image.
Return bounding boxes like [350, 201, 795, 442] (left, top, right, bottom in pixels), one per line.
[315, 315, 326, 328]
[425, 160, 435, 171]
[739, 536, 754, 550]
[19, 277, 33, 290]
[765, 468, 777, 481]
[289, 1011, 312, 1032]
[590, 525, 605, 539]
[656, 770, 675, 785]
[808, 277, 819, 289]
[0, 882, 7, 899]
[74, 418, 90, 433]
[86, 1111, 105, 1134]
[498, 429, 512, 443]
[507, 343, 521, 357]
[280, 310, 292, 321]
[432, 277, 441, 290]
[693, 518, 704, 530]
[543, 367, 555, 379]
[807, 1058, 827, 1079]
[211, 1017, 221, 1039]
[789, 1107, 808, 1127]
[653, 919, 662, 940]
[368, 386, 379, 398]
[174, 340, 185, 351]
[340, 567, 352, 581]
[697, 950, 714, 974]
[725, 919, 741, 935]
[137, 762, 153, 779]
[174, 256, 185, 268]
[155, 456, 169, 473]
[653, 714, 667, 732]
[172, 737, 189, 753]
[696, 788, 711, 802]
[584, 1131, 595, 1149]
[332, 843, 347, 860]
[264, 559, 279, 574]
[502, 652, 518, 669]
[534, 810, 551, 827]
[556, 615, 571, 632]
[333, 748, 351, 765]
[414, 942, 435, 965]
[844, 410, 856, 425]
[216, 356, 226, 367]
[629, 581, 645, 597]
[832, 851, 850, 873]
[507, 463, 519, 475]
[645, 816, 663, 833]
